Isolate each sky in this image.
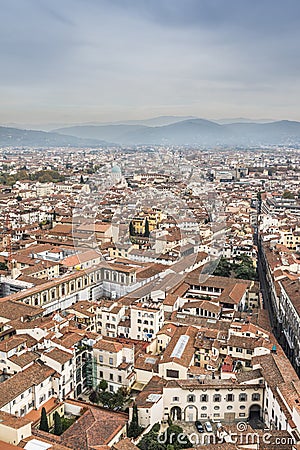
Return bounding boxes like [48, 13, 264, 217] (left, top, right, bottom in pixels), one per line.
[1, 0, 300, 126]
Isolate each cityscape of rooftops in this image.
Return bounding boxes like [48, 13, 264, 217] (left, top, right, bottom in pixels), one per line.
[0, 1, 300, 449]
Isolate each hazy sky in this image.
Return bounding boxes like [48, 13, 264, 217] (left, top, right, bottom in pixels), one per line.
[1, 0, 300, 125]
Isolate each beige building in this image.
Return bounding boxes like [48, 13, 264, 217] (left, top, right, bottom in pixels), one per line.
[93, 338, 135, 392]
[132, 372, 264, 428]
[130, 302, 164, 341]
[0, 411, 31, 446]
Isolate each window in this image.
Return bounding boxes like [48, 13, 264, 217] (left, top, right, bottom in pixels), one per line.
[200, 394, 208, 402]
[239, 393, 247, 402]
[240, 405, 246, 410]
[172, 397, 179, 402]
[166, 369, 179, 378]
[109, 357, 113, 366]
[110, 373, 113, 381]
[226, 394, 234, 402]
[239, 413, 246, 417]
[252, 393, 260, 401]
[236, 347, 243, 353]
[118, 376, 122, 383]
[201, 406, 207, 410]
[214, 406, 220, 410]
[213, 394, 221, 402]
[227, 405, 233, 410]
[99, 355, 103, 363]
[187, 394, 195, 402]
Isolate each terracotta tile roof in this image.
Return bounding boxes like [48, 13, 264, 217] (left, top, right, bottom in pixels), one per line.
[0, 441, 23, 450]
[0, 362, 56, 409]
[156, 323, 177, 337]
[25, 397, 62, 425]
[93, 338, 123, 353]
[0, 336, 28, 352]
[0, 300, 43, 320]
[9, 351, 39, 368]
[62, 249, 101, 267]
[62, 401, 128, 450]
[281, 278, 300, 315]
[112, 438, 139, 450]
[159, 325, 198, 368]
[182, 299, 221, 315]
[44, 347, 73, 365]
[0, 410, 32, 429]
[52, 332, 84, 349]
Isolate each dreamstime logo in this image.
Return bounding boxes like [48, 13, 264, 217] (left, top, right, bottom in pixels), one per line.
[72, 151, 226, 283]
[236, 421, 248, 432]
[157, 422, 295, 446]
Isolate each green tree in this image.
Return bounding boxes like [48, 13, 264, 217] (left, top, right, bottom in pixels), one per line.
[213, 257, 232, 277]
[129, 221, 135, 236]
[128, 403, 143, 438]
[112, 388, 126, 409]
[283, 190, 294, 199]
[39, 407, 49, 433]
[98, 379, 108, 392]
[166, 424, 191, 449]
[54, 411, 63, 436]
[138, 430, 165, 450]
[144, 217, 150, 238]
[234, 254, 257, 281]
[0, 262, 8, 271]
[98, 390, 114, 409]
[89, 390, 100, 404]
[138, 424, 190, 450]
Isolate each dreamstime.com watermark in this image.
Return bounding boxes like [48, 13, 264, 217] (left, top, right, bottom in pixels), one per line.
[157, 422, 296, 446]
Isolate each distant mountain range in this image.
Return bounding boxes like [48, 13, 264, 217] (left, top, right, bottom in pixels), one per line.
[0, 126, 109, 147]
[1, 117, 300, 147]
[54, 118, 300, 146]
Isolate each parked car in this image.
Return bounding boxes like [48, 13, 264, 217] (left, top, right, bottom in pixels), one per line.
[195, 420, 204, 433]
[204, 421, 213, 432]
